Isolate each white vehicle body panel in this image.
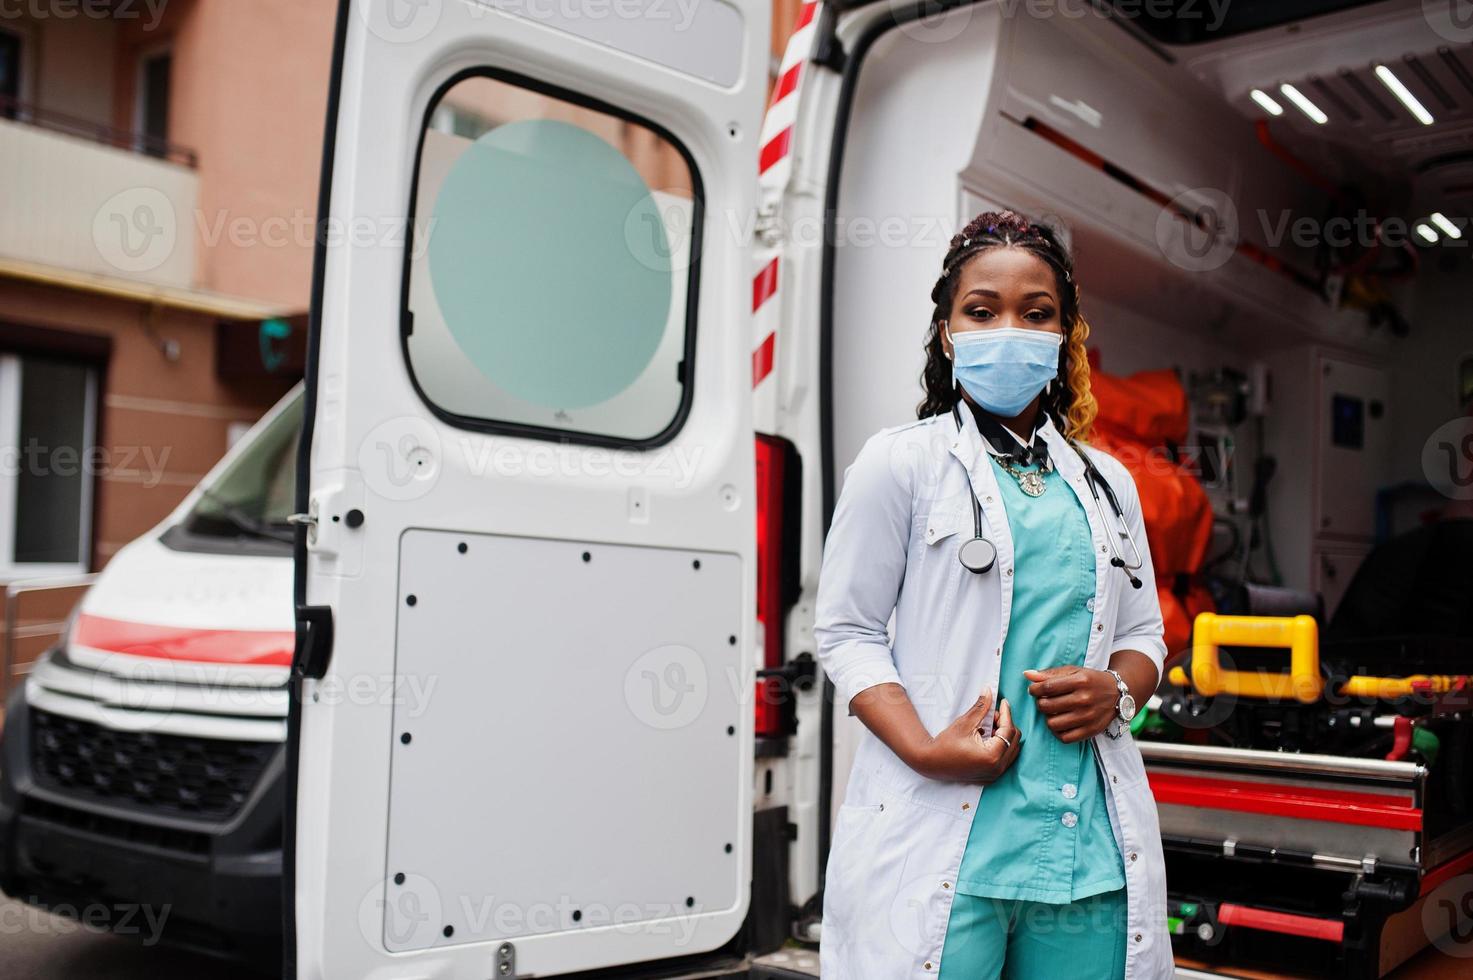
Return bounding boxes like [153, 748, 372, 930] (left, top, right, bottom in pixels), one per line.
[292, 1, 768, 976]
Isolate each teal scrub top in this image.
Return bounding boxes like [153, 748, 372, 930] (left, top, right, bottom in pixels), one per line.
[954, 451, 1126, 904]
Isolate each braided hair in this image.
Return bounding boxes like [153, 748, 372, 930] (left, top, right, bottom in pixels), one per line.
[917, 210, 1098, 442]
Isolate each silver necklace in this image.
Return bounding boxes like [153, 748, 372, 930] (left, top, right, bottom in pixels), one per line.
[998, 457, 1047, 496]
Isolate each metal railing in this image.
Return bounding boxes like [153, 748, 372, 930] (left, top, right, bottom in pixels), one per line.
[1, 574, 97, 712]
[0, 95, 198, 168]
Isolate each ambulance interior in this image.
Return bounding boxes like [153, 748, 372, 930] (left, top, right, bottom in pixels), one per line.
[820, 1, 1473, 975]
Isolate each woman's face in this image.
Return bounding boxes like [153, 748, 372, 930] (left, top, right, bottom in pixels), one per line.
[940, 247, 1063, 357]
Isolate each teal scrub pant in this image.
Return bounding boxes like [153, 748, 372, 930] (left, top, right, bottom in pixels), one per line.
[936, 888, 1127, 980]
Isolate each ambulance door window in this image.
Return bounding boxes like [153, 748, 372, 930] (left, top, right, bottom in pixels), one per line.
[404, 72, 700, 446]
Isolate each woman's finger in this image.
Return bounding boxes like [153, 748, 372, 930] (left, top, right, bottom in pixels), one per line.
[1034, 692, 1089, 715]
[1045, 710, 1094, 733]
[995, 732, 1024, 771]
[1026, 668, 1085, 699]
[963, 688, 994, 729]
[1054, 726, 1096, 744]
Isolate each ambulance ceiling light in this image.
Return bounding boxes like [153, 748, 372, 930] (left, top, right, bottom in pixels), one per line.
[1279, 84, 1328, 125]
[1375, 65, 1434, 126]
[1430, 212, 1462, 239]
[1415, 222, 1439, 244]
[1249, 89, 1284, 116]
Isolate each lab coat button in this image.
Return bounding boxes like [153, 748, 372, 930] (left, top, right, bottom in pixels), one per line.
[1130, 852, 1138, 862]
[1061, 783, 1077, 800]
[1095, 623, 1104, 632]
[1134, 934, 1143, 943]
[941, 882, 951, 890]
[961, 802, 970, 811]
[1005, 567, 1013, 577]
[925, 962, 934, 971]
[1061, 812, 1078, 828]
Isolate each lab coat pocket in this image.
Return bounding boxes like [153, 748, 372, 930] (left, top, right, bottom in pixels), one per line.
[920, 507, 967, 548]
[828, 800, 888, 886]
[823, 799, 892, 943]
[917, 507, 967, 579]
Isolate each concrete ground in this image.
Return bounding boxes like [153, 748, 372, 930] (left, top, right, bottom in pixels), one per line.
[0, 894, 264, 980]
[2, 897, 1470, 980]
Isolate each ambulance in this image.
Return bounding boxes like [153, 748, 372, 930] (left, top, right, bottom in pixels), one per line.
[3, 1, 1472, 977]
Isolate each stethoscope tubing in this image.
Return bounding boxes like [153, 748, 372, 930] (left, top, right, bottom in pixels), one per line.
[950, 403, 1144, 588]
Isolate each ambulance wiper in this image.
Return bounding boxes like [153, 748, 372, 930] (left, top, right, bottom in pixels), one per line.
[198, 488, 296, 544]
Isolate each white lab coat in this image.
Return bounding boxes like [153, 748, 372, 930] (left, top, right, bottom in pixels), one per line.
[814, 406, 1172, 979]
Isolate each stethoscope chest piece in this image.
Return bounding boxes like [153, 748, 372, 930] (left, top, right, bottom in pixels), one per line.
[958, 534, 997, 575]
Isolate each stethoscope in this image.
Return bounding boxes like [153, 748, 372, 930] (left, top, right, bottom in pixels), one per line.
[950, 403, 1145, 589]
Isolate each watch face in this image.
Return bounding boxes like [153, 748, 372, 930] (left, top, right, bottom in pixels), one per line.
[1118, 694, 1137, 722]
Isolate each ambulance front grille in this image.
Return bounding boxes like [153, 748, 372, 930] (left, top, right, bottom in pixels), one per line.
[29, 708, 276, 821]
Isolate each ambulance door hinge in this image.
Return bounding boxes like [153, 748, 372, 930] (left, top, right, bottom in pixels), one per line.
[293, 604, 334, 681]
[755, 200, 783, 247]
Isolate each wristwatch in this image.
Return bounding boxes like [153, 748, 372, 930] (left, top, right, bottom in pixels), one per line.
[1106, 669, 1136, 740]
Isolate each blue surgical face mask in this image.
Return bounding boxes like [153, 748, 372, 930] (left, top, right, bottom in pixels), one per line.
[944, 324, 1062, 417]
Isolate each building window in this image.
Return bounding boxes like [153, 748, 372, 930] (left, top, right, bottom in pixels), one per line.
[0, 355, 98, 575]
[137, 50, 172, 156]
[404, 71, 701, 446]
[0, 28, 21, 119]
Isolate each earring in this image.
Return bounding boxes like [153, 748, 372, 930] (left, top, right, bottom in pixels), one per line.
[940, 321, 953, 361]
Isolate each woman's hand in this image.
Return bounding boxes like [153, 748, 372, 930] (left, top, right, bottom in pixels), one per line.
[913, 690, 1023, 783]
[1024, 666, 1119, 743]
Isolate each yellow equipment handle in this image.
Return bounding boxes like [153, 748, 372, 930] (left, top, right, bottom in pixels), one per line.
[1190, 613, 1323, 704]
[1169, 614, 1469, 703]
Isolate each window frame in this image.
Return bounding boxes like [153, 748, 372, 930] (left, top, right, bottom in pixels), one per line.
[0, 353, 98, 579]
[398, 65, 706, 451]
[133, 44, 173, 156]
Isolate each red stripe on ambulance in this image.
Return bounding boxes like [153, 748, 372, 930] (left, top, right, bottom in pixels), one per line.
[72, 613, 295, 667]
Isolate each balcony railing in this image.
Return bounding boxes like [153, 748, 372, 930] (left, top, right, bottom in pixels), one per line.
[0, 95, 198, 168]
[0, 102, 199, 290]
[0, 575, 96, 719]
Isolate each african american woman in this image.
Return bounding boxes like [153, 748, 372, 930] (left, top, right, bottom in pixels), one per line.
[814, 211, 1171, 979]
